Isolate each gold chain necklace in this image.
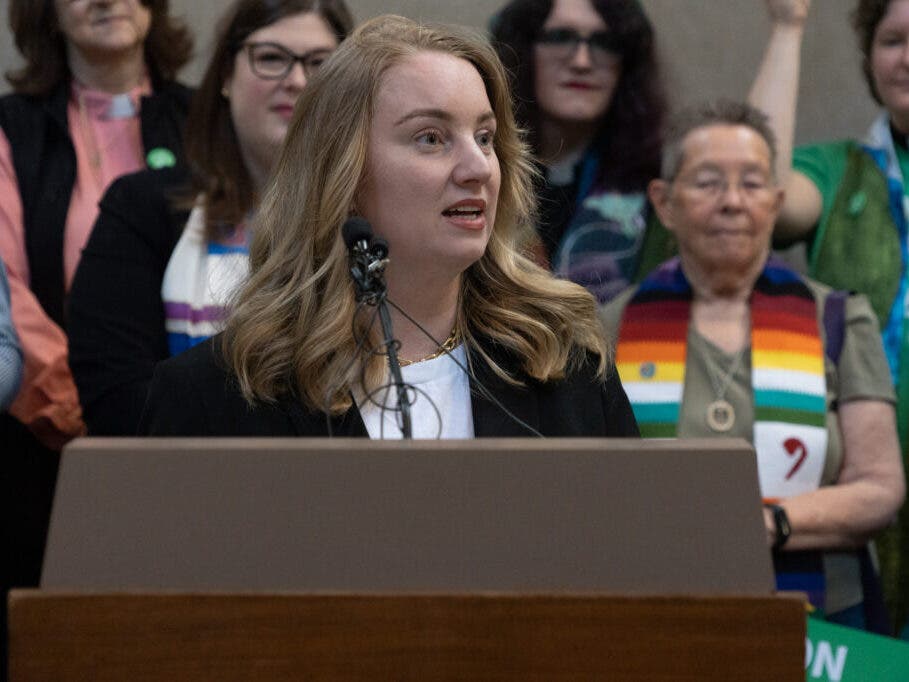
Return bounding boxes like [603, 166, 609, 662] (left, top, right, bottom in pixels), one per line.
[398, 328, 459, 367]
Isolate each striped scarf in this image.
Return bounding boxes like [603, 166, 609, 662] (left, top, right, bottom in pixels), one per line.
[616, 257, 828, 501]
[161, 205, 250, 355]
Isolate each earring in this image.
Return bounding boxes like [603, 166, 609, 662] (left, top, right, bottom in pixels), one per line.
[221, 86, 229, 98]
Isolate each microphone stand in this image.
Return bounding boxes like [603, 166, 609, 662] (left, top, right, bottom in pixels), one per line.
[375, 291, 412, 439]
[346, 230, 412, 439]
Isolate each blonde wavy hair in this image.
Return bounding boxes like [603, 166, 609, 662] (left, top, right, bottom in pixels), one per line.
[223, 14, 610, 412]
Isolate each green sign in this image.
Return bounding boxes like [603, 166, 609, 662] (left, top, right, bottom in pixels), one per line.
[805, 618, 909, 680]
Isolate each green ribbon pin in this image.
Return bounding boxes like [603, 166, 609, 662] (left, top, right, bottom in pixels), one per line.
[146, 147, 177, 169]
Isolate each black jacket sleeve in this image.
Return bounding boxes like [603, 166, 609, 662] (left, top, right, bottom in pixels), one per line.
[601, 364, 640, 437]
[136, 343, 210, 436]
[136, 337, 304, 436]
[67, 167, 189, 435]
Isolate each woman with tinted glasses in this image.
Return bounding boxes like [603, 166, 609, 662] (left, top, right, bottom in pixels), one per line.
[491, 0, 668, 302]
[67, 0, 354, 436]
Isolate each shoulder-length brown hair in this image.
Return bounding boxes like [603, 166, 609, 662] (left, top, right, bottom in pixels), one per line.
[182, 0, 354, 238]
[224, 14, 610, 413]
[5, 0, 193, 95]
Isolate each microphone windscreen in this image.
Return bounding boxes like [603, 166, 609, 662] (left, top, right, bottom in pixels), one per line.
[342, 216, 373, 249]
[370, 237, 389, 259]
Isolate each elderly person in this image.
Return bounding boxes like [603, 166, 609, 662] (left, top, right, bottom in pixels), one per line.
[68, 0, 353, 436]
[600, 100, 905, 631]
[139, 15, 639, 440]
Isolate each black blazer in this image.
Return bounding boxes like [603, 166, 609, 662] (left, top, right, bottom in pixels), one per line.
[138, 335, 639, 438]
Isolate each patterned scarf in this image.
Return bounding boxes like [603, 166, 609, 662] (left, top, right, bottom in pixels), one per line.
[615, 256, 830, 608]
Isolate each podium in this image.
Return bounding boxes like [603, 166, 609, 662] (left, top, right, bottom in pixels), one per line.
[8, 438, 807, 679]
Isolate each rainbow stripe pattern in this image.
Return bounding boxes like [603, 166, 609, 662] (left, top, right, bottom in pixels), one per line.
[615, 257, 828, 498]
[615, 261, 690, 438]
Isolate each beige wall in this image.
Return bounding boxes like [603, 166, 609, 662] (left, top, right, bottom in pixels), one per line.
[0, 0, 877, 144]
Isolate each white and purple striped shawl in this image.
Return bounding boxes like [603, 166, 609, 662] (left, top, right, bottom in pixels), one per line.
[161, 205, 249, 355]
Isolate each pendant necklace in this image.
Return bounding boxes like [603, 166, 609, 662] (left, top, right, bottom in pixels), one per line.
[704, 345, 746, 433]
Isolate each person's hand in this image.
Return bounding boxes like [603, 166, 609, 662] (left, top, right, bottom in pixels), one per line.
[765, 0, 810, 27]
[762, 506, 777, 548]
[28, 401, 87, 451]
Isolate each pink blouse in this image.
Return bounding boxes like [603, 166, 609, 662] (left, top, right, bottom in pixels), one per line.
[0, 78, 150, 448]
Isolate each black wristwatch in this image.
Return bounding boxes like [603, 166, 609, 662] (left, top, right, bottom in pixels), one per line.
[766, 504, 791, 549]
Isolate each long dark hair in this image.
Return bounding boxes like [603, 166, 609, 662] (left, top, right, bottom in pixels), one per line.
[5, 0, 193, 95]
[182, 0, 354, 238]
[491, 0, 665, 192]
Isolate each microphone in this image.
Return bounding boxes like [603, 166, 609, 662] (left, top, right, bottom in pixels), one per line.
[340, 217, 412, 438]
[342, 217, 389, 303]
[342, 215, 372, 252]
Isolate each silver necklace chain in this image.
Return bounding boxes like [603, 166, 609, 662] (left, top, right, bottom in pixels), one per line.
[704, 344, 747, 401]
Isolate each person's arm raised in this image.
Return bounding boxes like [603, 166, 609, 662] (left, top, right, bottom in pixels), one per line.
[748, 0, 822, 240]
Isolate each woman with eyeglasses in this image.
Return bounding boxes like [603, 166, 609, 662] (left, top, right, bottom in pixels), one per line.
[67, 0, 353, 436]
[601, 99, 904, 633]
[490, 0, 668, 303]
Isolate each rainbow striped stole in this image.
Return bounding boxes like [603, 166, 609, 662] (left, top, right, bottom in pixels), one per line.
[615, 259, 690, 438]
[751, 266, 827, 432]
[615, 257, 828, 499]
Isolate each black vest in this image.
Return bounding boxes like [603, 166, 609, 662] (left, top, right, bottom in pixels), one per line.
[0, 80, 191, 327]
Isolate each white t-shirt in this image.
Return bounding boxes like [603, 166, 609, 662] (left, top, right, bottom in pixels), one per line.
[357, 344, 473, 439]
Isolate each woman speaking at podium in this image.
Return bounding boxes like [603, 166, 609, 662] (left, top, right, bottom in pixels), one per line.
[139, 15, 639, 439]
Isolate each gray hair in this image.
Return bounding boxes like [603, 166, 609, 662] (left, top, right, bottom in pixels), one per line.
[660, 99, 777, 181]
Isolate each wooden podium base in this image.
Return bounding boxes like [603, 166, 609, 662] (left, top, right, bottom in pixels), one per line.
[9, 591, 805, 681]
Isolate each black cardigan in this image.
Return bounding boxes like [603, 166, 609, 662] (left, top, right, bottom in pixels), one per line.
[0, 80, 191, 327]
[67, 167, 190, 435]
[138, 335, 640, 438]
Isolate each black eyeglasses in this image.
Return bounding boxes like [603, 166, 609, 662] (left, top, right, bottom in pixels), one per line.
[242, 41, 334, 80]
[535, 28, 623, 66]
